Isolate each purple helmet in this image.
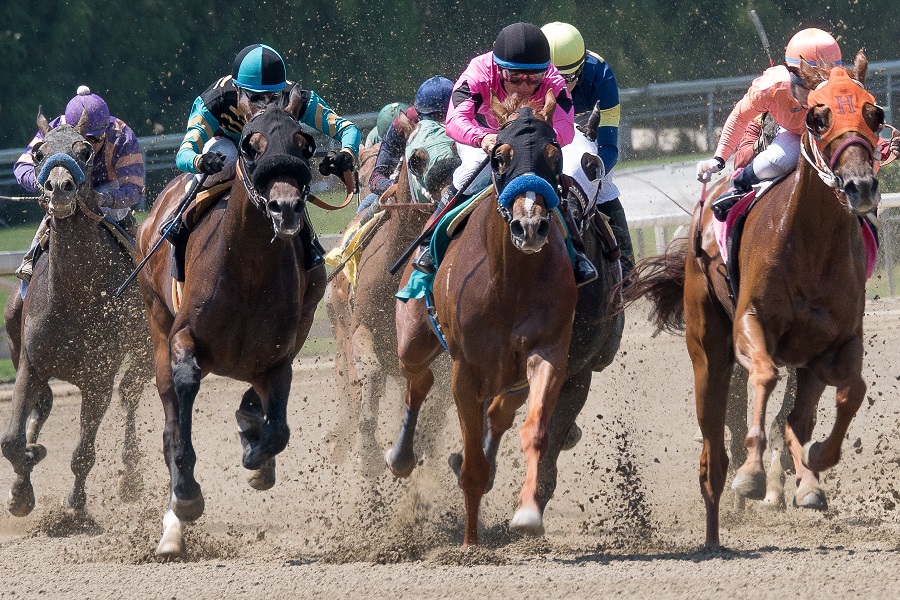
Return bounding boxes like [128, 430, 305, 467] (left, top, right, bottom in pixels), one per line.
[65, 86, 110, 136]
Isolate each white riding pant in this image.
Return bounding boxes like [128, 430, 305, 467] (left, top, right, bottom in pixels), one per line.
[561, 129, 620, 204]
[452, 143, 492, 194]
[195, 136, 239, 188]
[749, 127, 800, 180]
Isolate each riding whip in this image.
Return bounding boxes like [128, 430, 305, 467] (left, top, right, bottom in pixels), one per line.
[113, 173, 208, 298]
[749, 10, 775, 67]
[388, 154, 491, 275]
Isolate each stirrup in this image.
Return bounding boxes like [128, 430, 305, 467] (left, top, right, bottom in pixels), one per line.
[710, 189, 746, 222]
[412, 247, 436, 274]
[574, 253, 598, 287]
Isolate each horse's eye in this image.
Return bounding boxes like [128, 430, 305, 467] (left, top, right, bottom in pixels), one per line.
[73, 141, 94, 163]
[806, 107, 832, 137]
[241, 134, 263, 161]
[868, 105, 885, 134]
[31, 142, 44, 164]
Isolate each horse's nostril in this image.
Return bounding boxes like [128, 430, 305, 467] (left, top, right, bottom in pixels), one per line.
[844, 180, 858, 195]
[510, 221, 525, 238]
[537, 220, 550, 238]
[267, 201, 282, 214]
[45, 181, 54, 192]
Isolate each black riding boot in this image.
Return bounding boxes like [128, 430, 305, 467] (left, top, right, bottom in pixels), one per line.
[16, 216, 50, 283]
[711, 163, 759, 222]
[598, 198, 635, 282]
[561, 202, 599, 287]
[159, 211, 191, 282]
[299, 211, 326, 271]
[412, 185, 460, 274]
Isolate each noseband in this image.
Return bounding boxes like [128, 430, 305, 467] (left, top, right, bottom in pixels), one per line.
[35, 152, 91, 218]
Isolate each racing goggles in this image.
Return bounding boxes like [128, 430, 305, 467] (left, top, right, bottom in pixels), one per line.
[501, 68, 546, 85]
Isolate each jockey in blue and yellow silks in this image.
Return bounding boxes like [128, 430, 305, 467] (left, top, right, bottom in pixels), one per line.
[173, 44, 361, 272]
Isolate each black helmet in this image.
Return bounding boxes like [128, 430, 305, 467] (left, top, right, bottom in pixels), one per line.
[492, 22, 551, 71]
[232, 44, 287, 92]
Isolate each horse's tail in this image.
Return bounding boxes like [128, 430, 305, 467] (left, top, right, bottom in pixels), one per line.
[619, 236, 688, 334]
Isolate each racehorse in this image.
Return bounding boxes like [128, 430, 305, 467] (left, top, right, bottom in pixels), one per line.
[325, 132, 457, 477]
[135, 104, 325, 556]
[623, 52, 883, 547]
[2, 110, 152, 517]
[385, 90, 578, 545]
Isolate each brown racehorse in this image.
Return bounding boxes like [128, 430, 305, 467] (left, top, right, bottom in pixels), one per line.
[136, 105, 325, 556]
[385, 90, 578, 545]
[2, 111, 152, 517]
[325, 138, 457, 477]
[624, 52, 884, 547]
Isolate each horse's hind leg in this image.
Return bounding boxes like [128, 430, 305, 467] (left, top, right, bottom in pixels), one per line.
[351, 325, 387, 478]
[784, 367, 828, 509]
[1, 362, 50, 516]
[117, 356, 150, 502]
[538, 367, 592, 512]
[64, 382, 114, 511]
[453, 372, 490, 546]
[761, 368, 797, 510]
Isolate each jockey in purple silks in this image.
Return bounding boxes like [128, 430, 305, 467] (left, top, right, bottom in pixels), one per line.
[412, 22, 598, 285]
[13, 85, 145, 282]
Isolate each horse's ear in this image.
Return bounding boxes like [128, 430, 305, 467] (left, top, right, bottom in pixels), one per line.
[543, 143, 561, 173]
[490, 90, 508, 122]
[36, 107, 50, 135]
[408, 148, 429, 180]
[538, 88, 557, 123]
[797, 58, 823, 90]
[396, 111, 416, 137]
[852, 50, 868, 84]
[284, 86, 305, 119]
[74, 109, 89, 136]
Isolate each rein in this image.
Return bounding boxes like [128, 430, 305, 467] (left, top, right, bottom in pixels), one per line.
[800, 132, 876, 198]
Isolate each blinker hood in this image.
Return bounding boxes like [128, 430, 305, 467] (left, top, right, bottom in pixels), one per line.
[492, 108, 562, 210]
[240, 107, 314, 190]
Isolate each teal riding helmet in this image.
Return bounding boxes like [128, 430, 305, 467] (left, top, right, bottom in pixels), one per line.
[232, 44, 287, 92]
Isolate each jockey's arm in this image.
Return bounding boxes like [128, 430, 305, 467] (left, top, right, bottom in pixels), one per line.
[733, 116, 764, 170]
[715, 92, 762, 164]
[369, 121, 408, 195]
[176, 97, 222, 174]
[445, 80, 493, 148]
[13, 119, 62, 194]
[574, 54, 620, 170]
[299, 90, 361, 160]
[96, 125, 145, 210]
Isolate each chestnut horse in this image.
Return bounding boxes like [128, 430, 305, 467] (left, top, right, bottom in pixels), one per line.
[385, 91, 578, 545]
[136, 105, 325, 556]
[2, 111, 152, 517]
[624, 53, 884, 547]
[326, 140, 457, 476]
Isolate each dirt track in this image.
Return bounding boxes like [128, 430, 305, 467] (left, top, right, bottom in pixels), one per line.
[1, 299, 899, 599]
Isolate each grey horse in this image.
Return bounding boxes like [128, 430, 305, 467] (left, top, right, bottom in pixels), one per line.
[2, 110, 152, 516]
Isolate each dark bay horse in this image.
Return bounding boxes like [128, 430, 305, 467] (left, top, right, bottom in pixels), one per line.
[385, 91, 578, 545]
[624, 53, 883, 547]
[136, 105, 325, 556]
[2, 111, 152, 517]
[325, 138, 457, 477]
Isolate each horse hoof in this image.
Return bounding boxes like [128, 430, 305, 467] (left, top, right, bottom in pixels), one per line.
[156, 509, 184, 557]
[793, 486, 828, 511]
[63, 489, 86, 511]
[801, 441, 829, 471]
[731, 466, 766, 500]
[171, 494, 205, 522]
[246, 458, 276, 491]
[8, 486, 35, 517]
[510, 507, 544, 536]
[384, 447, 416, 479]
[560, 422, 582, 451]
[760, 491, 786, 511]
[448, 453, 463, 487]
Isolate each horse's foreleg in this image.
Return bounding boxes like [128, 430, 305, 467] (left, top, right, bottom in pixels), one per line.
[65, 382, 114, 511]
[538, 367, 592, 512]
[478, 390, 528, 493]
[1, 362, 49, 517]
[117, 355, 150, 502]
[511, 354, 567, 537]
[351, 326, 387, 478]
[732, 315, 778, 501]
[761, 368, 798, 510]
[25, 383, 53, 447]
[784, 367, 828, 510]
[167, 329, 203, 520]
[803, 338, 865, 474]
[246, 362, 292, 472]
[454, 378, 490, 547]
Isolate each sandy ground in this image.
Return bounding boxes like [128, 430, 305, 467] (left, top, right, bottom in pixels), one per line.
[1, 298, 899, 599]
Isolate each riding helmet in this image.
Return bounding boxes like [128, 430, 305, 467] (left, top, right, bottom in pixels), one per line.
[541, 22, 586, 75]
[64, 86, 110, 137]
[414, 76, 454, 116]
[785, 28, 842, 68]
[376, 102, 410, 137]
[492, 22, 551, 71]
[232, 44, 287, 92]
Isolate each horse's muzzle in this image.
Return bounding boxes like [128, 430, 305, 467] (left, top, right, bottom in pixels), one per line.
[44, 166, 84, 218]
[510, 215, 551, 253]
[842, 175, 880, 216]
[267, 198, 305, 239]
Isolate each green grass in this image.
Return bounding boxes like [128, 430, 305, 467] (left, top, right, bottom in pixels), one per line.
[0, 225, 34, 251]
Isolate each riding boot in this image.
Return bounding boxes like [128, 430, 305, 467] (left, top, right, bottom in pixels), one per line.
[299, 211, 325, 271]
[560, 201, 599, 287]
[711, 163, 759, 222]
[598, 198, 635, 282]
[412, 185, 461, 274]
[15, 216, 51, 283]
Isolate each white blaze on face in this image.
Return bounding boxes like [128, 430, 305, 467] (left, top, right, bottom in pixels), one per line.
[523, 191, 537, 217]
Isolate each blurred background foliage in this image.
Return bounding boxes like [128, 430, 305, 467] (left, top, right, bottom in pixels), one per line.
[0, 0, 895, 142]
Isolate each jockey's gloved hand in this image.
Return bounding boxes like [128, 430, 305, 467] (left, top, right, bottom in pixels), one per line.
[196, 151, 226, 175]
[696, 157, 725, 183]
[318, 150, 355, 177]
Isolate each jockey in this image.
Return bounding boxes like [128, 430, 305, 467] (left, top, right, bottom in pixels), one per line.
[358, 76, 455, 217]
[13, 85, 144, 283]
[697, 28, 843, 220]
[364, 102, 411, 148]
[412, 22, 595, 285]
[542, 21, 634, 280]
[174, 43, 361, 271]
